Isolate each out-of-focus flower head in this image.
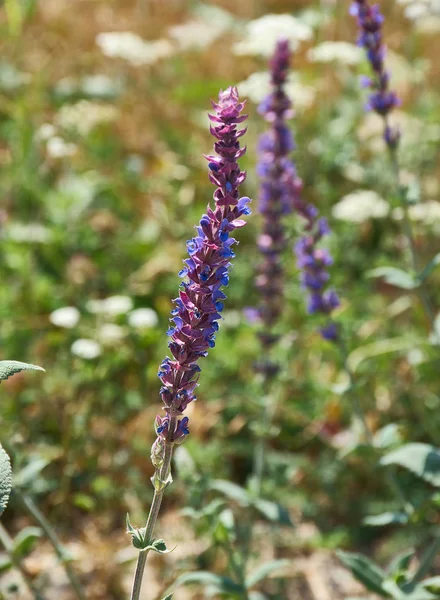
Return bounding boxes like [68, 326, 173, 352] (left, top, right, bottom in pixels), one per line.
[350, 0, 401, 148]
[233, 14, 312, 57]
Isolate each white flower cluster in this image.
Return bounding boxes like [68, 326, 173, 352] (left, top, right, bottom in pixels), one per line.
[56, 101, 118, 136]
[96, 32, 174, 66]
[332, 190, 389, 223]
[308, 41, 363, 65]
[233, 14, 313, 57]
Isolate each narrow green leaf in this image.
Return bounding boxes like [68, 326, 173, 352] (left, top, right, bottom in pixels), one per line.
[165, 571, 245, 596]
[418, 253, 440, 283]
[0, 361, 44, 382]
[368, 267, 418, 290]
[381, 443, 440, 487]
[337, 550, 389, 596]
[347, 337, 423, 373]
[363, 512, 409, 527]
[12, 526, 42, 559]
[252, 498, 293, 526]
[0, 555, 12, 573]
[387, 549, 415, 576]
[209, 480, 251, 506]
[13, 457, 50, 488]
[382, 580, 437, 600]
[0, 445, 12, 517]
[161, 595, 173, 600]
[422, 577, 440, 593]
[245, 559, 291, 588]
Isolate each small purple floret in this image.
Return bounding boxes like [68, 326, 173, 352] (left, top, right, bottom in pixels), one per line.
[152, 87, 250, 453]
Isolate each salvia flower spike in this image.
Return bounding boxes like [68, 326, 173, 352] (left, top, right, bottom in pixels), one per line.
[350, 0, 401, 148]
[255, 39, 295, 365]
[153, 85, 251, 457]
[130, 87, 250, 600]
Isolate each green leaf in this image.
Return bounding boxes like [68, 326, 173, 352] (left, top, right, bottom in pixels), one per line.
[0, 555, 12, 573]
[0, 361, 44, 382]
[165, 571, 245, 597]
[422, 577, 440, 593]
[363, 512, 409, 527]
[382, 580, 437, 600]
[146, 539, 175, 554]
[12, 527, 42, 559]
[347, 337, 423, 373]
[161, 596, 173, 600]
[209, 480, 251, 506]
[253, 498, 293, 526]
[387, 549, 415, 576]
[368, 267, 418, 290]
[337, 550, 389, 596]
[0, 445, 12, 517]
[245, 559, 291, 588]
[373, 424, 404, 449]
[381, 443, 440, 487]
[418, 254, 440, 283]
[13, 457, 50, 488]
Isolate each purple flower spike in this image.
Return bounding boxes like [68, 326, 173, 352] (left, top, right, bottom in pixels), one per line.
[152, 87, 250, 458]
[350, 0, 401, 148]
[255, 40, 297, 353]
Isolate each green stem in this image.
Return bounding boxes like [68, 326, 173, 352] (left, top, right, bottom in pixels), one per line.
[388, 144, 436, 329]
[16, 491, 86, 600]
[0, 522, 46, 600]
[130, 415, 176, 600]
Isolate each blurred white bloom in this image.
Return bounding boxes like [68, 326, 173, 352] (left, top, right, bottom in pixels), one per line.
[332, 190, 389, 223]
[415, 15, 440, 32]
[308, 41, 363, 65]
[342, 162, 365, 183]
[87, 295, 133, 316]
[46, 136, 77, 158]
[37, 123, 57, 141]
[128, 308, 159, 329]
[56, 101, 118, 136]
[237, 71, 315, 108]
[97, 323, 126, 343]
[71, 339, 102, 359]
[233, 14, 312, 57]
[5, 222, 52, 243]
[96, 32, 174, 66]
[49, 306, 80, 329]
[393, 201, 440, 223]
[169, 19, 228, 50]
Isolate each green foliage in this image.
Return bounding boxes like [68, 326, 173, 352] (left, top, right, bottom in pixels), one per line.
[0, 445, 12, 517]
[381, 444, 440, 487]
[0, 360, 44, 382]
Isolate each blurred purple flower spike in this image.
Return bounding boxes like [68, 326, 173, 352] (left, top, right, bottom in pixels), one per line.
[152, 87, 251, 459]
[350, 0, 401, 148]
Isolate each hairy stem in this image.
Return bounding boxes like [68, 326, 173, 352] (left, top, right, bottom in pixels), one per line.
[0, 522, 46, 600]
[130, 415, 176, 600]
[16, 491, 86, 600]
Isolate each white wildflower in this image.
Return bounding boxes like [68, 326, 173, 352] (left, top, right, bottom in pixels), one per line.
[233, 14, 312, 57]
[56, 101, 118, 136]
[46, 136, 77, 158]
[96, 32, 174, 66]
[36, 123, 57, 141]
[5, 222, 52, 243]
[393, 201, 440, 224]
[168, 19, 227, 50]
[237, 71, 315, 108]
[71, 339, 102, 359]
[97, 323, 126, 343]
[87, 295, 133, 316]
[128, 308, 159, 329]
[308, 41, 363, 65]
[49, 307, 80, 329]
[332, 190, 389, 223]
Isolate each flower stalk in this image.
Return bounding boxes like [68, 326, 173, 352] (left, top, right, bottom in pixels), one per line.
[129, 87, 250, 600]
